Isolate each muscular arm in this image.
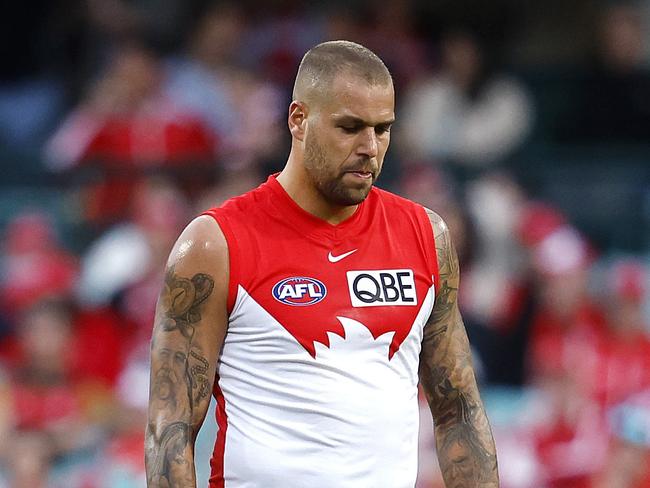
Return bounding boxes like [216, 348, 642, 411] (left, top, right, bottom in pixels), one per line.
[145, 216, 229, 487]
[419, 209, 499, 487]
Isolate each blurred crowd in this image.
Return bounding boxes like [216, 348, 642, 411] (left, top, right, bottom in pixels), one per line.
[0, 1, 650, 487]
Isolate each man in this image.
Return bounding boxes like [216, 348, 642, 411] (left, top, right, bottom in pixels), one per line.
[146, 40, 499, 487]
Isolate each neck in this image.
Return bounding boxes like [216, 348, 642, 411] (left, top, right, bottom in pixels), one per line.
[277, 150, 358, 225]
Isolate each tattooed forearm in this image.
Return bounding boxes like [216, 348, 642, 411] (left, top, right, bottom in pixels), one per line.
[146, 422, 193, 486]
[420, 209, 499, 487]
[146, 268, 216, 487]
[421, 324, 498, 486]
[425, 325, 448, 350]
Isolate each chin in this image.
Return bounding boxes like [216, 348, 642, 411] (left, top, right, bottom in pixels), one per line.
[332, 187, 372, 206]
[318, 175, 375, 207]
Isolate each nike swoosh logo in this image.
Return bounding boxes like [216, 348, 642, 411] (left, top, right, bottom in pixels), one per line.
[328, 249, 357, 263]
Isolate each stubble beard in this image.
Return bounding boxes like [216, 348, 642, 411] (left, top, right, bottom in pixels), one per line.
[304, 133, 376, 207]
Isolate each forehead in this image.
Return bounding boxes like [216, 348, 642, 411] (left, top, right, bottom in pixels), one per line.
[319, 73, 395, 123]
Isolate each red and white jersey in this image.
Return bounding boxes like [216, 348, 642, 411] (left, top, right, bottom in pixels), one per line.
[203, 175, 438, 488]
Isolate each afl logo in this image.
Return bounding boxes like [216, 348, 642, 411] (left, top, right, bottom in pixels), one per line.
[272, 277, 327, 306]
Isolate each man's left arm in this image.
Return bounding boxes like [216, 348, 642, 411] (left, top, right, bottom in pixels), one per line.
[419, 208, 499, 487]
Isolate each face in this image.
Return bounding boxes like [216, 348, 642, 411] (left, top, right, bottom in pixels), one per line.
[301, 73, 395, 206]
[151, 328, 190, 413]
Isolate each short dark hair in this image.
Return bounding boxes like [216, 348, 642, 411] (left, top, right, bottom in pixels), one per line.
[292, 40, 392, 102]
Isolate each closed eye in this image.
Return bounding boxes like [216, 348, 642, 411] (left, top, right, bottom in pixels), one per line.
[375, 124, 392, 135]
[339, 125, 362, 134]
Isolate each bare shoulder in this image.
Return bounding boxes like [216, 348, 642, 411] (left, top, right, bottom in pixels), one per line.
[166, 215, 228, 276]
[421, 207, 456, 285]
[161, 215, 230, 327]
[422, 206, 449, 243]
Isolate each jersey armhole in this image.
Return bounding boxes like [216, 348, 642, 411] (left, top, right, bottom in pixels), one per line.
[201, 209, 239, 314]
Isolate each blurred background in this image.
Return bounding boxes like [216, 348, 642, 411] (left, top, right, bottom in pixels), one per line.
[0, 0, 649, 486]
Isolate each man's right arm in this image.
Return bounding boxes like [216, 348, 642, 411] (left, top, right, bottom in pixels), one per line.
[145, 215, 229, 487]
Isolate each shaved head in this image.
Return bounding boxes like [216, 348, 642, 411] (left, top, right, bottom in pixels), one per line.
[282, 40, 395, 214]
[293, 40, 393, 105]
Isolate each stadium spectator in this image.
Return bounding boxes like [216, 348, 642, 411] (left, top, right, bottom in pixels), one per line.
[45, 43, 216, 226]
[564, 3, 650, 142]
[399, 27, 533, 171]
[164, 4, 243, 153]
[515, 202, 604, 388]
[460, 175, 530, 385]
[2, 299, 107, 486]
[165, 3, 285, 171]
[0, 2, 68, 151]
[590, 260, 650, 408]
[91, 353, 149, 487]
[529, 368, 608, 487]
[77, 178, 191, 355]
[0, 211, 77, 319]
[361, 1, 429, 90]
[593, 390, 650, 487]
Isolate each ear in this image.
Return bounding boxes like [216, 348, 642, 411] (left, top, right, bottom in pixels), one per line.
[288, 101, 308, 141]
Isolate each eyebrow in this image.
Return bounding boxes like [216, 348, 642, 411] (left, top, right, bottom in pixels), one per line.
[333, 115, 395, 127]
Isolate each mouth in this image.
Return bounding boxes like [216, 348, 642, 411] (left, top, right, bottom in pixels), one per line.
[346, 170, 373, 180]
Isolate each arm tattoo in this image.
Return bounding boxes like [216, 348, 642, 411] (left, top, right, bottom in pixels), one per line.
[429, 223, 458, 324]
[189, 347, 211, 404]
[420, 209, 499, 487]
[147, 267, 215, 486]
[148, 422, 193, 486]
[161, 267, 214, 338]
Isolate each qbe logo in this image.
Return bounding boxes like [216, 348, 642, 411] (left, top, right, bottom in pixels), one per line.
[272, 277, 327, 306]
[346, 269, 417, 307]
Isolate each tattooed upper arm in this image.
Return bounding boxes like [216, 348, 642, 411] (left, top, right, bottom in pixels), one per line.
[419, 208, 499, 487]
[420, 209, 464, 422]
[146, 215, 229, 487]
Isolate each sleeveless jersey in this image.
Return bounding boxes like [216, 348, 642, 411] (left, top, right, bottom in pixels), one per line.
[203, 174, 438, 488]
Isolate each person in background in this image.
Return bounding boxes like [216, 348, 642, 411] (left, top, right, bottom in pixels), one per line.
[45, 43, 216, 227]
[400, 27, 533, 172]
[593, 390, 650, 488]
[591, 259, 650, 408]
[565, 3, 650, 142]
[2, 299, 105, 487]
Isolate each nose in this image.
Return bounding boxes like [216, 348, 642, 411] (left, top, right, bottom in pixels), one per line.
[357, 127, 378, 159]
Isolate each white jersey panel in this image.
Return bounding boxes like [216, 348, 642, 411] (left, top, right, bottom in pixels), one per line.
[216, 284, 435, 488]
